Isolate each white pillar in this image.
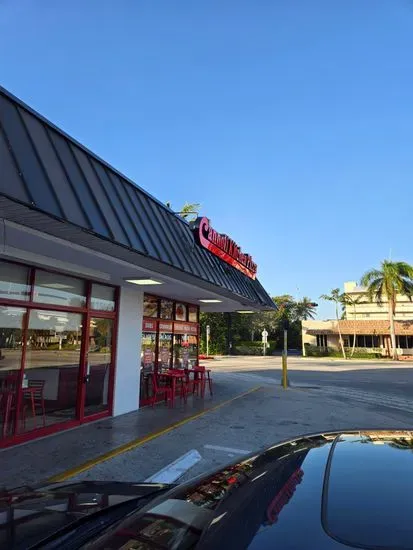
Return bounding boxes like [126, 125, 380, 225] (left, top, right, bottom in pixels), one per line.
[113, 285, 143, 416]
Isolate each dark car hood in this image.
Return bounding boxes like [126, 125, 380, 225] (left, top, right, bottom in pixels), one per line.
[3, 430, 413, 549]
[0, 480, 171, 549]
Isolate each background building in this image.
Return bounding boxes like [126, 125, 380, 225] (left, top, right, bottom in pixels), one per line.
[302, 281, 413, 357]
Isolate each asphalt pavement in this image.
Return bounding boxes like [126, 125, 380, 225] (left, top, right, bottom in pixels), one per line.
[211, 355, 413, 401]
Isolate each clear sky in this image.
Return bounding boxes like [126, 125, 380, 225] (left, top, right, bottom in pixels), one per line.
[1, 1, 413, 318]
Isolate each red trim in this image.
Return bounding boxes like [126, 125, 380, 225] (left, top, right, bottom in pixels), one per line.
[0, 258, 119, 449]
[0, 418, 79, 449]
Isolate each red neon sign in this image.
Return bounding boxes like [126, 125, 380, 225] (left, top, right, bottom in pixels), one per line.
[193, 217, 257, 280]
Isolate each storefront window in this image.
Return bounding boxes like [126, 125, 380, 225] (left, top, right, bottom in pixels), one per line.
[175, 303, 187, 321]
[173, 324, 198, 369]
[85, 318, 113, 415]
[143, 296, 158, 318]
[158, 321, 173, 371]
[33, 271, 86, 308]
[91, 284, 115, 312]
[160, 299, 173, 320]
[188, 306, 198, 323]
[0, 306, 25, 440]
[0, 262, 30, 301]
[22, 309, 83, 432]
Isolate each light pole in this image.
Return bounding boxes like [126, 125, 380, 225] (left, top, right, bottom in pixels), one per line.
[206, 324, 210, 358]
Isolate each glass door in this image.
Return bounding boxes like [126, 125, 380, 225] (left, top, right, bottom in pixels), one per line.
[82, 317, 113, 417]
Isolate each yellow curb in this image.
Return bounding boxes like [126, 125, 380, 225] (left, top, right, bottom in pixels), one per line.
[48, 386, 262, 483]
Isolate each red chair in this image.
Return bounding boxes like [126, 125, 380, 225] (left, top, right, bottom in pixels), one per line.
[24, 380, 46, 428]
[150, 373, 173, 407]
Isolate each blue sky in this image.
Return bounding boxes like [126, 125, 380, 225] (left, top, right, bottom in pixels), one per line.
[1, 1, 413, 318]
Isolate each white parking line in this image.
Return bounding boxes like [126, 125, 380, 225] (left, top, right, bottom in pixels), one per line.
[144, 450, 202, 484]
[204, 444, 252, 455]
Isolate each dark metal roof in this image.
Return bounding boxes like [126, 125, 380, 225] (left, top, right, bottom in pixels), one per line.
[0, 86, 275, 309]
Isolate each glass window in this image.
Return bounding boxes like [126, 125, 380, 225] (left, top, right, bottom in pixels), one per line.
[175, 303, 187, 321]
[91, 284, 115, 312]
[0, 306, 25, 440]
[34, 271, 86, 308]
[22, 309, 83, 432]
[143, 295, 158, 318]
[160, 299, 173, 320]
[364, 335, 373, 348]
[188, 306, 198, 323]
[372, 335, 380, 347]
[0, 262, 30, 301]
[86, 318, 113, 415]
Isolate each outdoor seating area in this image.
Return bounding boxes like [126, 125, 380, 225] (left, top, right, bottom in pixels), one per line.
[142, 366, 213, 408]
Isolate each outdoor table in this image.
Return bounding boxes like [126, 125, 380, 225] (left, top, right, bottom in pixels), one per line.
[186, 367, 213, 397]
[158, 370, 186, 407]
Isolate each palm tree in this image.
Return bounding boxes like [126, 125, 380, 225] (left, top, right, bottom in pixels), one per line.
[361, 261, 413, 360]
[295, 297, 317, 321]
[320, 288, 346, 359]
[342, 293, 363, 357]
[166, 202, 201, 222]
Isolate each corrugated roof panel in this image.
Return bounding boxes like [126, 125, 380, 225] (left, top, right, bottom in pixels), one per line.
[0, 85, 275, 310]
[124, 185, 173, 265]
[0, 96, 62, 216]
[48, 131, 110, 237]
[107, 172, 159, 257]
[70, 144, 130, 246]
[91, 160, 146, 253]
[144, 201, 187, 270]
[0, 124, 31, 203]
[20, 109, 89, 228]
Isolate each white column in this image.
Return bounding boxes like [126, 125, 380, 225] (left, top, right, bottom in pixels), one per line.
[112, 285, 143, 416]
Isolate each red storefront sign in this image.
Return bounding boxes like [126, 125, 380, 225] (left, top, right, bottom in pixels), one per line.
[192, 217, 257, 279]
[143, 320, 157, 332]
[174, 323, 198, 335]
[159, 321, 173, 332]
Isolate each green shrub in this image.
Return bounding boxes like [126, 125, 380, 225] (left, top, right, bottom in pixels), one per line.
[306, 345, 383, 359]
[233, 340, 277, 356]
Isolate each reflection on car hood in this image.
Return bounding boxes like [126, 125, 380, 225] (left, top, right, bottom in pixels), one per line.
[3, 430, 413, 549]
[0, 480, 170, 549]
[91, 430, 413, 550]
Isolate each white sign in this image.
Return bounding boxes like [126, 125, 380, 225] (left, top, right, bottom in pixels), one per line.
[262, 329, 268, 343]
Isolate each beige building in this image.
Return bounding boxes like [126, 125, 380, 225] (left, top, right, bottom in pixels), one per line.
[302, 281, 413, 357]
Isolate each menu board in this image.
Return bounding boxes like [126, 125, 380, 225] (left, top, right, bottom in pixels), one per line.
[188, 306, 198, 322]
[143, 296, 158, 318]
[175, 303, 187, 321]
[160, 299, 173, 319]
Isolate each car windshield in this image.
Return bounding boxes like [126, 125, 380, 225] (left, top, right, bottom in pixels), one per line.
[1, 2, 413, 550]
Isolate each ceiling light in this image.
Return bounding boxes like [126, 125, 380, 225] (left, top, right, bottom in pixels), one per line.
[125, 278, 163, 286]
[199, 299, 222, 303]
[237, 310, 255, 314]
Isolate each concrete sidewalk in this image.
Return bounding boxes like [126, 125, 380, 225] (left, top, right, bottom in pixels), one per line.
[0, 373, 255, 490]
[0, 371, 411, 491]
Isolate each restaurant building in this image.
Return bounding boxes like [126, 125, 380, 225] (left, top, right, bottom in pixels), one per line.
[0, 86, 274, 448]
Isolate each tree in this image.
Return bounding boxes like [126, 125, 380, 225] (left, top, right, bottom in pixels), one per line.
[361, 260, 413, 360]
[320, 288, 346, 359]
[295, 297, 318, 321]
[342, 293, 363, 357]
[166, 202, 201, 222]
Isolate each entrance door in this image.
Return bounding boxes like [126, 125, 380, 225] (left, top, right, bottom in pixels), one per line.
[82, 317, 114, 418]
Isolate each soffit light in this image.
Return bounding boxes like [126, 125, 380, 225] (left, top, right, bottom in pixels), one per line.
[125, 278, 163, 286]
[199, 299, 222, 303]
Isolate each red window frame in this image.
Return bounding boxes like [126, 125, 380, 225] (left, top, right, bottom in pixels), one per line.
[140, 294, 200, 406]
[0, 259, 119, 448]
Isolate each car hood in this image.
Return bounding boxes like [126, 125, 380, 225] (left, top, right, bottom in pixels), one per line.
[3, 430, 413, 549]
[0, 480, 171, 549]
